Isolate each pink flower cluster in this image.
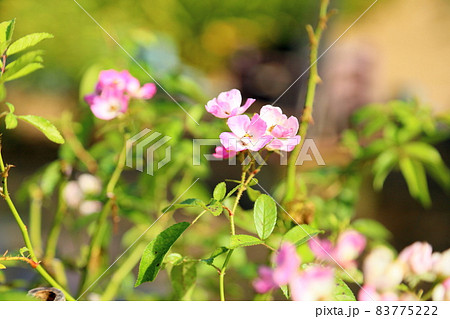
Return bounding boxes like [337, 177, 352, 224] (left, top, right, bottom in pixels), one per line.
[253, 243, 335, 301]
[85, 70, 157, 120]
[309, 230, 366, 269]
[358, 242, 450, 301]
[205, 89, 301, 159]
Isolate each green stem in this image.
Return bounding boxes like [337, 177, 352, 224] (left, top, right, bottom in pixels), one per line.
[0, 148, 75, 301]
[29, 185, 43, 258]
[219, 165, 258, 301]
[78, 134, 129, 297]
[45, 181, 67, 261]
[285, 0, 332, 202]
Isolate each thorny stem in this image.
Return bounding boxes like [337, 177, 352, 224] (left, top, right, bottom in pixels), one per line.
[285, 0, 332, 202]
[78, 133, 129, 297]
[0, 146, 75, 301]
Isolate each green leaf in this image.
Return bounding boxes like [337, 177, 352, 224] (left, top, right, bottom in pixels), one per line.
[3, 62, 43, 81]
[201, 247, 229, 265]
[135, 222, 190, 287]
[372, 150, 398, 190]
[165, 253, 183, 265]
[170, 262, 197, 300]
[0, 19, 15, 43]
[6, 102, 14, 113]
[17, 115, 65, 144]
[163, 198, 207, 212]
[5, 113, 17, 129]
[225, 184, 241, 199]
[228, 234, 263, 249]
[19, 247, 29, 257]
[403, 142, 444, 167]
[399, 157, 431, 207]
[213, 182, 226, 201]
[7, 32, 53, 56]
[5, 50, 44, 74]
[246, 186, 261, 202]
[206, 199, 223, 216]
[253, 194, 277, 240]
[333, 278, 356, 301]
[352, 219, 391, 241]
[283, 225, 324, 246]
[0, 264, 6, 270]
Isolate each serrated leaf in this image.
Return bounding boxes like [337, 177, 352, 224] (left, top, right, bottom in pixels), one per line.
[170, 262, 197, 300]
[135, 222, 190, 287]
[254, 194, 277, 240]
[352, 219, 391, 241]
[3, 62, 43, 81]
[7, 32, 53, 56]
[283, 225, 324, 246]
[5, 113, 17, 129]
[17, 115, 65, 144]
[229, 234, 263, 249]
[213, 182, 226, 201]
[333, 278, 356, 301]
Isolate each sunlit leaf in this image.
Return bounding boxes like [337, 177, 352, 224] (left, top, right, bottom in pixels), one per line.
[135, 222, 190, 286]
[228, 234, 263, 249]
[283, 225, 323, 246]
[253, 194, 277, 240]
[17, 115, 65, 144]
[7, 32, 53, 56]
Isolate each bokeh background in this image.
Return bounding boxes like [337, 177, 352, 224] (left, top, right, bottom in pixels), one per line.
[0, 0, 449, 297]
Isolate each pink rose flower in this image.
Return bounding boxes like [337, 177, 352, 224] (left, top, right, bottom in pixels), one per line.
[85, 69, 156, 120]
[259, 105, 301, 151]
[309, 230, 366, 269]
[399, 242, 433, 275]
[85, 87, 130, 120]
[205, 89, 255, 118]
[219, 114, 273, 152]
[212, 146, 237, 159]
[290, 266, 335, 301]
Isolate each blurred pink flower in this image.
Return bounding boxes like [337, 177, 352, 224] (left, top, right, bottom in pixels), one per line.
[290, 266, 335, 301]
[212, 146, 236, 159]
[253, 243, 300, 294]
[309, 230, 366, 269]
[432, 278, 450, 301]
[363, 246, 404, 292]
[399, 242, 433, 275]
[259, 105, 301, 152]
[432, 249, 450, 277]
[358, 285, 399, 301]
[205, 89, 255, 118]
[85, 69, 156, 120]
[219, 114, 273, 152]
[85, 87, 130, 120]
